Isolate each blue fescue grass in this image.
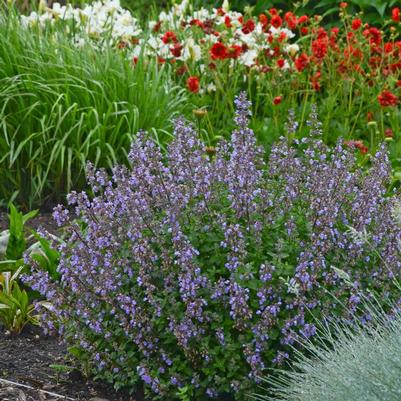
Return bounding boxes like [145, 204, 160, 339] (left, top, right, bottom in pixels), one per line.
[255, 295, 401, 401]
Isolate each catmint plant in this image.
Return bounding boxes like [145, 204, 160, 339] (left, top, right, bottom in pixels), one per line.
[25, 93, 401, 400]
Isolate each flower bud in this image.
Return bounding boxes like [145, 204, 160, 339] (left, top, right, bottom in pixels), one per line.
[193, 109, 208, 118]
[385, 128, 394, 138]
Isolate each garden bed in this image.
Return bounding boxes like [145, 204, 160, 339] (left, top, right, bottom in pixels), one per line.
[0, 326, 139, 401]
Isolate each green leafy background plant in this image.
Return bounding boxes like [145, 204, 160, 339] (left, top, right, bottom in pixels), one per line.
[0, 10, 188, 208]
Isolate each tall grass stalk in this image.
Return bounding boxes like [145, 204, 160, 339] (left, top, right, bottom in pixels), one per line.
[0, 9, 187, 209]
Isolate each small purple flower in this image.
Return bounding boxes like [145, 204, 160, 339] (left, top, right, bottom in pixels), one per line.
[25, 93, 401, 400]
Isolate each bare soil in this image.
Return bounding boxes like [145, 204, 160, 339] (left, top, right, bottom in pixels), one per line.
[0, 325, 140, 401]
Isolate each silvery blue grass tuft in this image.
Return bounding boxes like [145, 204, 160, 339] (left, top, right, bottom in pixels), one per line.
[25, 93, 401, 400]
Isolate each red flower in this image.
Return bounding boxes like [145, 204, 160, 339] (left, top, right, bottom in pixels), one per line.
[284, 12, 297, 30]
[176, 65, 188, 76]
[271, 15, 282, 28]
[366, 27, 382, 45]
[351, 18, 362, 30]
[316, 27, 328, 40]
[277, 32, 287, 43]
[297, 15, 308, 25]
[187, 76, 200, 93]
[273, 96, 283, 105]
[295, 53, 310, 72]
[378, 90, 398, 107]
[396, 79, 401, 87]
[367, 111, 374, 122]
[210, 42, 228, 60]
[152, 21, 162, 33]
[340, 2, 348, 8]
[392, 7, 400, 23]
[301, 27, 309, 35]
[259, 14, 268, 29]
[312, 39, 328, 60]
[269, 8, 278, 15]
[227, 44, 242, 59]
[190, 19, 204, 29]
[224, 15, 232, 28]
[331, 27, 339, 36]
[277, 58, 285, 68]
[384, 42, 393, 54]
[385, 128, 394, 138]
[170, 43, 183, 57]
[117, 40, 128, 49]
[311, 71, 321, 91]
[161, 31, 177, 44]
[345, 140, 368, 154]
[216, 7, 225, 16]
[242, 19, 256, 34]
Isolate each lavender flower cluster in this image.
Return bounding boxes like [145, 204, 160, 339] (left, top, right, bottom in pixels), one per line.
[25, 93, 401, 400]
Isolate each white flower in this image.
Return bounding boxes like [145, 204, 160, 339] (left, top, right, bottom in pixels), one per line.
[118, 11, 133, 27]
[147, 36, 163, 51]
[227, 11, 243, 28]
[74, 37, 86, 48]
[207, 83, 217, 93]
[158, 11, 168, 22]
[269, 26, 295, 39]
[38, 0, 47, 12]
[240, 49, 258, 67]
[103, 0, 121, 14]
[192, 8, 211, 21]
[131, 45, 143, 57]
[50, 2, 62, 15]
[180, 38, 202, 62]
[284, 43, 300, 56]
[158, 44, 171, 58]
[222, 0, 230, 12]
[238, 31, 257, 47]
[148, 20, 158, 30]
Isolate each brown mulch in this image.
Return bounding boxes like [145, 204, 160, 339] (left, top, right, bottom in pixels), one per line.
[0, 325, 141, 401]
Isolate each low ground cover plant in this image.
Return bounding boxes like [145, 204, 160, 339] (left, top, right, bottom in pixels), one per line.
[0, 204, 59, 334]
[0, 266, 46, 334]
[0, 203, 60, 278]
[0, 204, 38, 273]
[256, 298, 401, 401]
[25, 94, 401, 400]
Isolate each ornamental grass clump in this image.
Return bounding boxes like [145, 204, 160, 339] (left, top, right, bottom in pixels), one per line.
[26, 93, 401, 400]
[255, 301, 401, 401]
